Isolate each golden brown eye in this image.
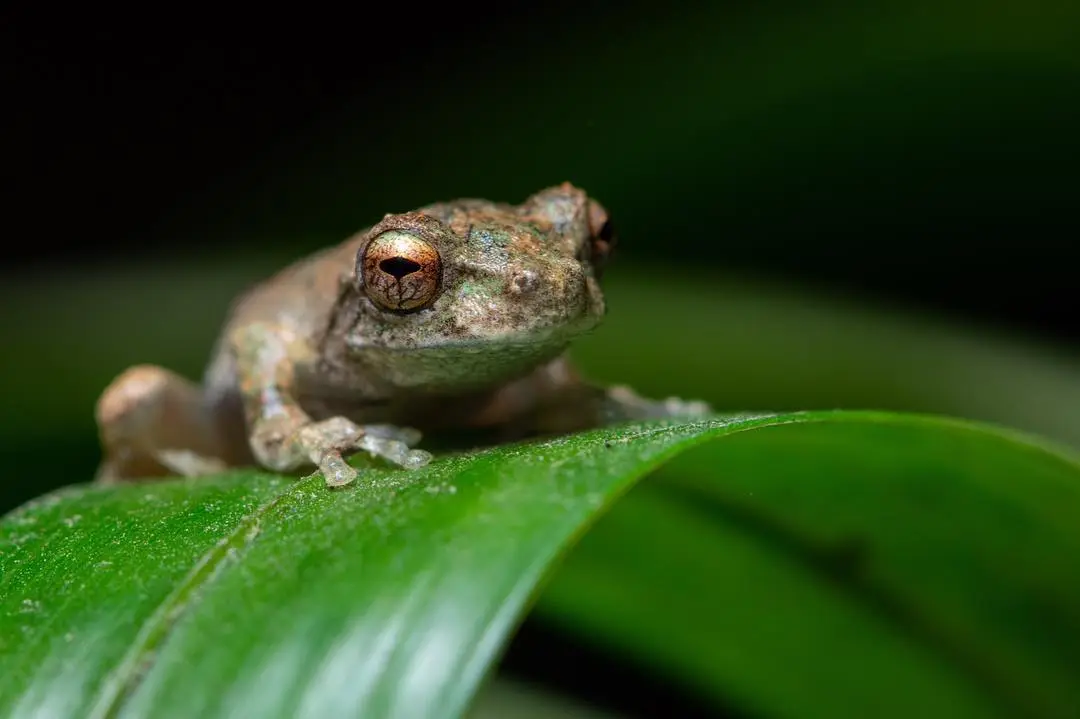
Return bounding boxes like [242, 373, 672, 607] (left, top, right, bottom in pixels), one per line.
[360, 230, 442, 311]
[586, 200, 617, 277]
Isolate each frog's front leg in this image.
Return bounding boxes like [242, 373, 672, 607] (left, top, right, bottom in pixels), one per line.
[231, 323, 432, 487]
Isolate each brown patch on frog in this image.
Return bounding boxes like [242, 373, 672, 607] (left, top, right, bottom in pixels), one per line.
[507, 226, 545, 255]
[447, 207, 472, 238]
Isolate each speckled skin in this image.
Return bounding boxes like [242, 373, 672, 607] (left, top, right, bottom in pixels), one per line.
[95, 183, 710, 486]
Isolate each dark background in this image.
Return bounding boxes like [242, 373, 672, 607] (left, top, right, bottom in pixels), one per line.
[5, 2, 1079, 338]
[4, 3, 1080, 716]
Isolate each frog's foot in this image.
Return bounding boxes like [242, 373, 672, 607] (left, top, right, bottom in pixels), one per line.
[253, 417, 433, 488]
[95, 365, 234, 484]
[600, 385, 714, 424]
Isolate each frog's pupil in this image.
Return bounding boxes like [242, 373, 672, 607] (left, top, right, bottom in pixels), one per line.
[380, 257, 422, 279]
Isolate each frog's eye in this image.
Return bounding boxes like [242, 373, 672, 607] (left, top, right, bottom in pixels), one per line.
[359, 230, 442, 311]
[586, 200, 617, 278]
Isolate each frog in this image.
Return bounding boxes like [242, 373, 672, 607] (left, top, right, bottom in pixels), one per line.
[94, 182, 712, 487]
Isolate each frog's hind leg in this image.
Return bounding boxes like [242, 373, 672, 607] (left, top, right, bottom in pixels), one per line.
[95, 365, 243, 484]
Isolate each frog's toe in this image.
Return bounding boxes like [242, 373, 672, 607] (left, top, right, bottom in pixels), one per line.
[600, 385, 715, 423]
[662, 397, 714, 417]
[360, 423, 423, 446]
[358, 434, 433, 470]
[319, 451, 359, 487]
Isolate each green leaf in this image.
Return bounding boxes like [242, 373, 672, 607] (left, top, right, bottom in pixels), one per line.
[3, 412, 1080, 719]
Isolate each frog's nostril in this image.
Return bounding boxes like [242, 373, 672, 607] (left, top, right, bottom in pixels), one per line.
[512, 269, 540, 295]
[379, 257, 422, 279]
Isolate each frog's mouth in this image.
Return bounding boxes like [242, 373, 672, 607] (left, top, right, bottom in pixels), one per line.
[348, 319, 599, 392]
[365, 332, 583, 356]
[350, 305, 603, 352]
[409, 321, 601, 352]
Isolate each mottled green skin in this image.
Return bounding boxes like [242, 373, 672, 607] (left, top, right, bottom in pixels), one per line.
[96, 183, 710, 486]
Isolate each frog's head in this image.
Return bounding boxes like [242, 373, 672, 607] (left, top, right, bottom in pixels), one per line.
[345, 182, 614, 391]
